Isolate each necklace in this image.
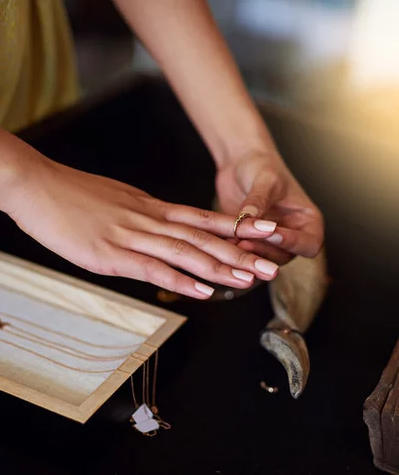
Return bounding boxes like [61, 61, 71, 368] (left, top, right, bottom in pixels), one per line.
[0, 311, 136, 349]
[130, 348, 171, 436]
[0, 312, 138, 374]
[0, 336, 118, 374]
[0, 311, 170, 427]
[0, 314, 132, 362]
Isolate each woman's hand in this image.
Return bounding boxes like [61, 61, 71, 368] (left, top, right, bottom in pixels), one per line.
[6, 155, 282, 300]
[111, 0, 323, 266]
[216, 152, 324, 265]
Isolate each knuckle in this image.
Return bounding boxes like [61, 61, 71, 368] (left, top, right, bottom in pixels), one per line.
[197, 208, 215, 223]
[158, 270, 178, 292]
[265, 168, 279, 186]
[174, 239, 189, 256]
[107, 223, 125, 244]
[263, 168, 285, 196]
[142, 259, 159, 282]
[163, 203, 179, 221]
[249, 192, 267, 206]
[137, 195, 167, 218]
[211, 260, 226, 276]
[88, 242, 119, 276]
[236, 250, 251, 268]
[168, 272, 183, 292]
[190, 229, 212, 247]
[154, 199, 169, 219]
[115, 189, 133, 205]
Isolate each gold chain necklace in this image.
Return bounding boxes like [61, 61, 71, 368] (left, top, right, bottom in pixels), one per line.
[0, 312, 137, 374]
[0, 315, 132, 362]
[0, 334, 118, 374]
[130, 348, 171, 436]
[0, 311, 170, 428]
[0, 311, 135, 349]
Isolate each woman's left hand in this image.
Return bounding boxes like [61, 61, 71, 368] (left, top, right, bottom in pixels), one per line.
[216, 152, 324, 265]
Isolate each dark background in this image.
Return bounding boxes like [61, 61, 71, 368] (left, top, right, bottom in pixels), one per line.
[0, 76, 398, 474]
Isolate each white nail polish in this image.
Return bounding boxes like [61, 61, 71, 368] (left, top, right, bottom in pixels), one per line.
[241, 205, 259, 217]
[255, 259, 279, 276]
[266, 233, 283, 245]
[254, 220, 277, 233]
[195, 282, 215, 296]
[232, 269, 254, 282]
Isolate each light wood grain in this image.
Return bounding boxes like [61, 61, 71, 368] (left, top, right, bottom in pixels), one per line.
[0, 252, 186, 423]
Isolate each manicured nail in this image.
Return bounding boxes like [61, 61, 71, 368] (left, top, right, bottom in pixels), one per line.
[266, 233, 283, 245]
[254, 220, 277, 233]
[255, 259, 279, 276]
[232, 269, 254, 282]
[195, 282, 215, 296]
[241, 205, 259, 217]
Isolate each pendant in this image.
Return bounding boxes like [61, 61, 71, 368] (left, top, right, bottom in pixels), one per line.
[130, 404, 160, 436]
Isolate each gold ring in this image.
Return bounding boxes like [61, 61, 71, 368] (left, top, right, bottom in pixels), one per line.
[233, 212, 252, 239]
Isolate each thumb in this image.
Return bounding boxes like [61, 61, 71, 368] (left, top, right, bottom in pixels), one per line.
[237, 167, 283, 218]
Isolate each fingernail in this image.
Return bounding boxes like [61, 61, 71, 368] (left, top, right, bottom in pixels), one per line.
[241, 205, 259, 217]
[255, 259, 279, 276]
[232, 269, 254, 282]
[254, 220, 277, 233]
[266, 233, 283, 245]
[195, 282, 215, 296]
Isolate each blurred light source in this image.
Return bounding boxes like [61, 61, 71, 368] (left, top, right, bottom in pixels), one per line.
[235, 0, 353, 67]
[235, 0, 297, 39]
[348, 0, 399, 90]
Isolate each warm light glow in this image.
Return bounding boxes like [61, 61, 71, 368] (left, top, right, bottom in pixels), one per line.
[348, 0, 399, 89]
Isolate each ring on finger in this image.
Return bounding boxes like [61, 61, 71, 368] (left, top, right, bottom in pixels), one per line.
[233, 212, 252, 239]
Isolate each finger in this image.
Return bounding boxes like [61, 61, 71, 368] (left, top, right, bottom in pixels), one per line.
[162, 223, 283, 276]
[238, 168, 283, 218]
[121, 231, 278, 286]
[236, 239, 294, 266]
[106, 249, 216, 300]
[124, 231, 254, 288]
[265, 226, 323, 258]
[163, 205, 277, 239]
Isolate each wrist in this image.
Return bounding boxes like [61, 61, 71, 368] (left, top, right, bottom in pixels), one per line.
[211, 113, 281, 170]
[0, 129, 47, 216]
[216, 138, 282, 172]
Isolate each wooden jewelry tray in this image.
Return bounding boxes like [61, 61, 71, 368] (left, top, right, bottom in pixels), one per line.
[0, 252, 186, 423]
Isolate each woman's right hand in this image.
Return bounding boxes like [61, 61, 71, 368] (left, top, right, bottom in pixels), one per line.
[3, 144, 280, 300]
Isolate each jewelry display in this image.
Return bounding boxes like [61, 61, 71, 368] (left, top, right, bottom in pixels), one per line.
[0, 252, 186, 423]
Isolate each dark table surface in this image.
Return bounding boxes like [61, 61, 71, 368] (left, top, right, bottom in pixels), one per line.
[0, 75, 398, 475]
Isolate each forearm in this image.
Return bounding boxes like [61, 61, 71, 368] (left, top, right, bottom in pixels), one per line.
[0, 128, 44, 215]
[113, 0, 277, 167]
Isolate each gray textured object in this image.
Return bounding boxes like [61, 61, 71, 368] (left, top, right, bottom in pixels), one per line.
[260, 250, 329, 398]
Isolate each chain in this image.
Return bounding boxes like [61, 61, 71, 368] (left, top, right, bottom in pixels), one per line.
[151, 350, 159, 413]
[0, 311, 169, 425]
[0, 311, 135, 350]
[0, 336, 117, 374]
[2, 324, 132, 362]
[130, 349, 171, 433]
[0, 312, 140, 374]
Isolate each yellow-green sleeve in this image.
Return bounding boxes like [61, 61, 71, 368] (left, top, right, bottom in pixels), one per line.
[0, 0, 79, 132]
